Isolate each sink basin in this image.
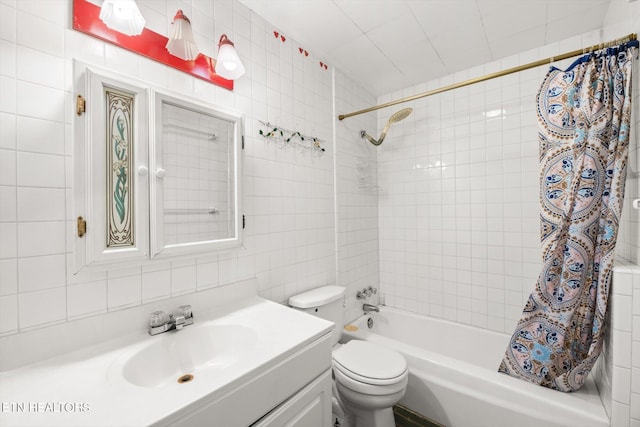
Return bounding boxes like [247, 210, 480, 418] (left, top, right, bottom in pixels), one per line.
[121, 324, 258, 388]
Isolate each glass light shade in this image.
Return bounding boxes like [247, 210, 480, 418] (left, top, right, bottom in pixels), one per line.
[99, 0, 146, 36]
[214, 34, 246, 80]
[165, 10, 200, 61]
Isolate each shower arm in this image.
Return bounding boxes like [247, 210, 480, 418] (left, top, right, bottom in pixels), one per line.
[361, 122, 393, 146]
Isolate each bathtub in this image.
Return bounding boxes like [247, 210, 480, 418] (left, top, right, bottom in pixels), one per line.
[342, 307, 608, 427]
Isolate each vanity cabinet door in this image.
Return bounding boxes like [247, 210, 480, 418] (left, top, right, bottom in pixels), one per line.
[251, 369, 332, 427]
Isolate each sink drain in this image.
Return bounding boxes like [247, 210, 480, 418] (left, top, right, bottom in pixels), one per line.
[177, 374, 194, 384]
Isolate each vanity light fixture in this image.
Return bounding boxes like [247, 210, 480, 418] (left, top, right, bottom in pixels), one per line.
[99, 0, 146, 36]
[214, 34, 246, 80]
[165, 10, 200, 61]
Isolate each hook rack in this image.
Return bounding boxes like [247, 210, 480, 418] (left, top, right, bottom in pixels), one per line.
[258, 120, 325, 155]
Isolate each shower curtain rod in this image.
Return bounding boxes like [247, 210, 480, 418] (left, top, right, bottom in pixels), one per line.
[338, 33, 638, 121]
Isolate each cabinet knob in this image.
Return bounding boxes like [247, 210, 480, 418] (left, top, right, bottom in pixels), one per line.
[137, 165, 148, 176]
[156, 168, 166, 178]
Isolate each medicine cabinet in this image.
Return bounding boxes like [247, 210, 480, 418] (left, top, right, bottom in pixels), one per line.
[73, 62, 243, 272]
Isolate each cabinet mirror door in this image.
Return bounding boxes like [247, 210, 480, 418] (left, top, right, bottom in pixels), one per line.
[150, 91, 243, 258]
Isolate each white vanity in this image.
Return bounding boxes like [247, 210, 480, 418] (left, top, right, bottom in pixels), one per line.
[0, 280, 334, 426]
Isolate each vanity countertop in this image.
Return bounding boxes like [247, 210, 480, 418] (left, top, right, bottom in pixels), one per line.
[0, 296, 333, 427]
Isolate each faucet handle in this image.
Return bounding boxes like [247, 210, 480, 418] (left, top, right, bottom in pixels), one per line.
[149, 311, 170, 328]
[177, 305, 193, 319]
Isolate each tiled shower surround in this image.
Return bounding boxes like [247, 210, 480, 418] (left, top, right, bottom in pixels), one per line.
[376, 27, 639, 336]
[376, 59, 543, 332]
[374, 5, 640, 425]
[0, 0, 638, 425]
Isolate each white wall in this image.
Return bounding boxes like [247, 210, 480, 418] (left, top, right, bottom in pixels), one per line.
[334, 70, 380, 322]
[0, 0, 338, 338]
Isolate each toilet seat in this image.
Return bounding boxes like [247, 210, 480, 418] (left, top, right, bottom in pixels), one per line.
[333, 364, 408, 396]
[332, 340, 408, 390]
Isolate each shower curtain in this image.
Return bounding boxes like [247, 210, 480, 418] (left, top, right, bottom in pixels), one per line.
[498, 41, 637, 392]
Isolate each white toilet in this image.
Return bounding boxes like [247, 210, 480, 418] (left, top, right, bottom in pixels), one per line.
[289, 286, 408, 427]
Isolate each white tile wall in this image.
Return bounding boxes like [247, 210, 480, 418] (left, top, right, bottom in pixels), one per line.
[599, 3, 640, 426]
[376, 23, 640, 342]
[376, 48, 547, 334]
[0, 0, 336, 338]
[334, 69, 380, 322]
[601, 264, 640, 427]
[607, 0, 640, 266]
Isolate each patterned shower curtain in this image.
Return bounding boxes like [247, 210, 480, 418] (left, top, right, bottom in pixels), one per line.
[498, 40, 638, 392]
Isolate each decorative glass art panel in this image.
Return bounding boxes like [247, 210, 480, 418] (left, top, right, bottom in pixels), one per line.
[106, 88, 135, 248]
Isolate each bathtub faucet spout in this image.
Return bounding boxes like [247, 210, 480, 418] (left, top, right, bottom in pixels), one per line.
[362, 303, 380, 313]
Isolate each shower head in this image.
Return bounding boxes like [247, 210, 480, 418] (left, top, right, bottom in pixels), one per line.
[389, 108, 413, 123]
[361, 107, 413, 146]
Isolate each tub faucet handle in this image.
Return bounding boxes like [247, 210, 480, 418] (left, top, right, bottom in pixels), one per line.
[357, 286, 378, 300]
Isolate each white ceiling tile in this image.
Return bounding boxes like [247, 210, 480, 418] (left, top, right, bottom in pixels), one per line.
[480, 3, 548, 41]
[366, 12, 427, 46]
[238, 0, 620, 96]
[407, 0, 479, 37]
[278, 1, 361, 50]
[331, 34, 387, 71]
[545, 0, 612, 18]
[333, 0, 411, 33]
[488, 25, 547, 61]
[428, 13, 488, 53]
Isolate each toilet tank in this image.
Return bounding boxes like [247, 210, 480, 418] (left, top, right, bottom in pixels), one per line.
[289, 286, 345, 346]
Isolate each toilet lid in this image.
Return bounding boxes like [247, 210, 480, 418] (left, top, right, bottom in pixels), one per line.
[332, 340, 407, 381]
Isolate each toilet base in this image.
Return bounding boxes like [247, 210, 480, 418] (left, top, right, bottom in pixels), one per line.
[348, 405, 395, 427]
[335, 380, 405, 427]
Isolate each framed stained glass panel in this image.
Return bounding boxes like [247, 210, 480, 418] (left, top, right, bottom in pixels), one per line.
[105, 88, 135, 248]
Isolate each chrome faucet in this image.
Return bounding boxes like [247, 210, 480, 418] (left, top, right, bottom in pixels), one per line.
[148, 305, 194, 335]
[362, 303, 380, 313]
